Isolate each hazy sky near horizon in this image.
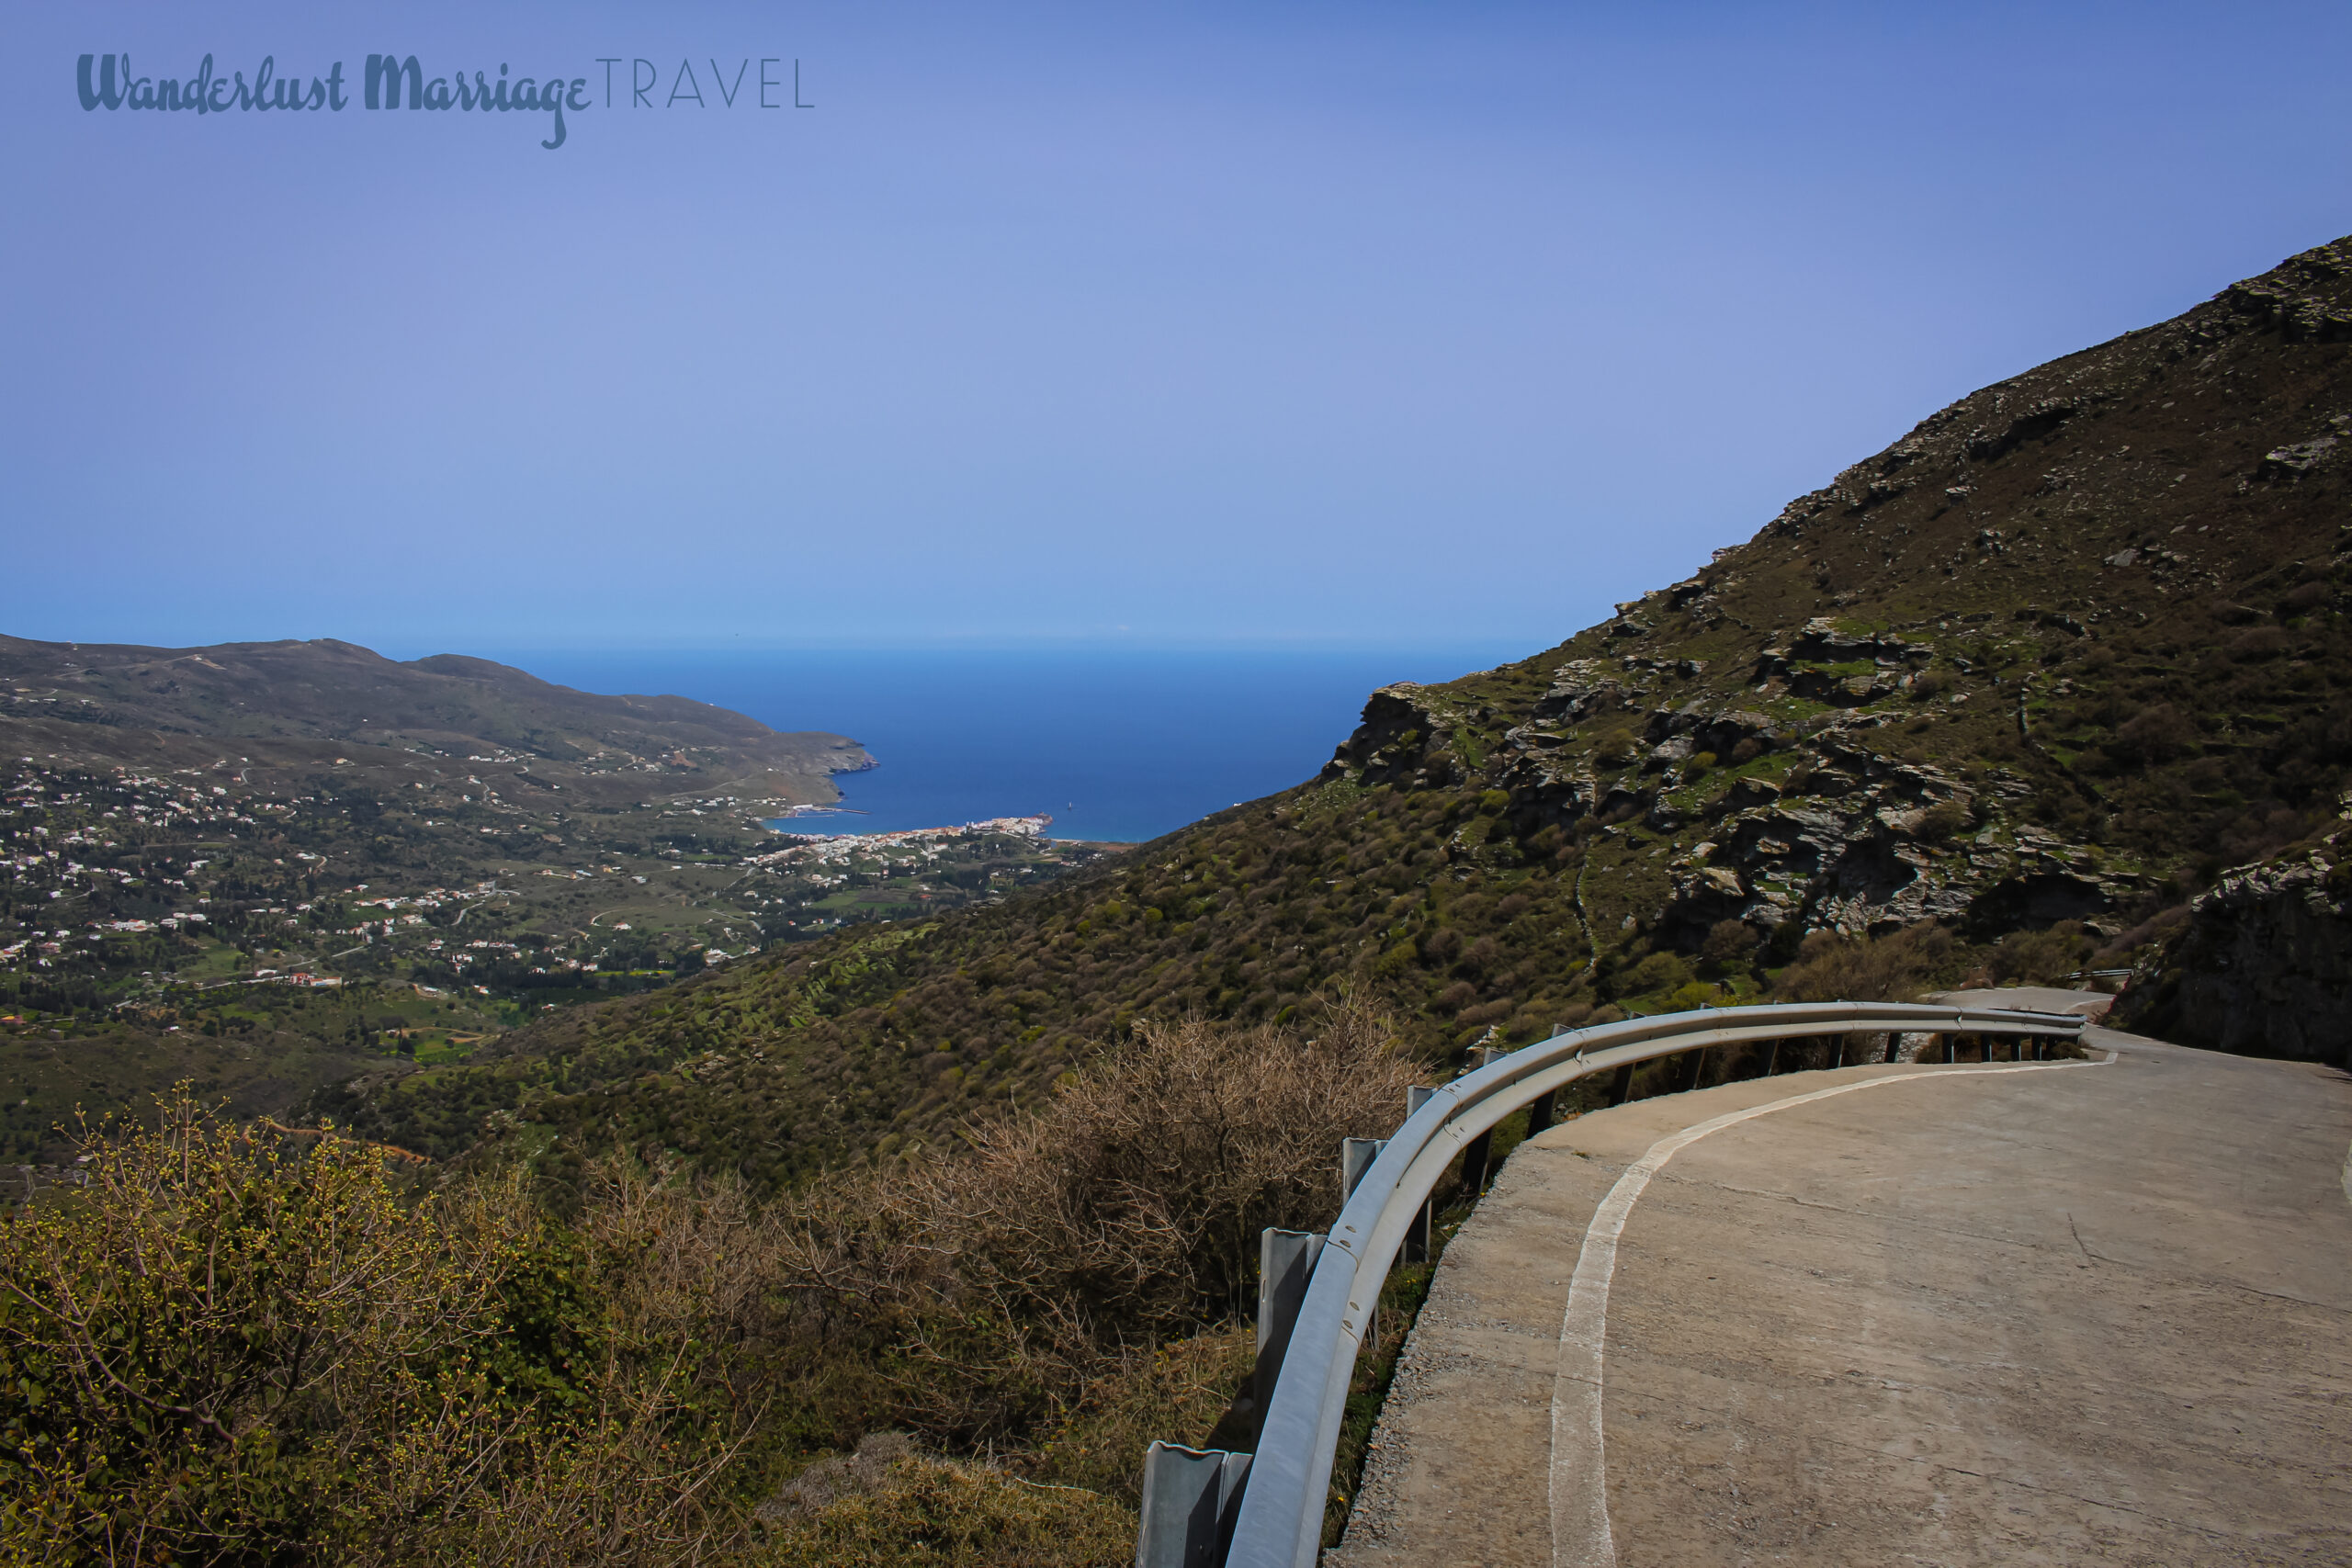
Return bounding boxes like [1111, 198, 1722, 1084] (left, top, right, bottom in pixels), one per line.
[6, 2, 2350, 660]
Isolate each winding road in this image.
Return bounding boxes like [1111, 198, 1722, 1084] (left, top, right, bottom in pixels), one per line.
[1330, 994, 2352, 1567]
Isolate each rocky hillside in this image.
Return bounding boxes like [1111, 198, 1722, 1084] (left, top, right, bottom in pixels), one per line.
[322, 234, 2352, 1177]
[0, 634, 872, 807]
[2114, 826, 2352, 1062]
[1334, 233, 2352, 992]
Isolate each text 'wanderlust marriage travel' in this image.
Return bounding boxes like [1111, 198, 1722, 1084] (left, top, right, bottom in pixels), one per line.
[76, 53, 812, 151]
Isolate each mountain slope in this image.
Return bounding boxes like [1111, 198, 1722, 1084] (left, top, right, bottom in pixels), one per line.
[0, 634, 872, 807]
[319, 233, 2352, 1176]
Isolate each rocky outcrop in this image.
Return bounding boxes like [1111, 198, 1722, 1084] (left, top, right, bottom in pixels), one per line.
[1320, 683, 1482, 792]
[1750, 619, 1937, 708]
[1640, 728, 2138, 948]
[1323, 661, 2148, 955]
[2117, 839, 2352, 1066]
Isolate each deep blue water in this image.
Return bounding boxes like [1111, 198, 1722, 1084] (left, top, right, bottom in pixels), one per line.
[471, 647, 1528, 843]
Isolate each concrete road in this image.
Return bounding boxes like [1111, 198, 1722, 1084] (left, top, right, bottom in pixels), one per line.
[1330, 1010, 2352, 1567]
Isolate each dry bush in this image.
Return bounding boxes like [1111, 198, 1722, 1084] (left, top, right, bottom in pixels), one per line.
[750, 1439, 1133, 1568]
[769, 998, 1417, 1442]
[910, 1000, 1415, 1330]
[1, 1007, 1419, 1562]
[573, 1156, 792, 1407]
[2090, 903, 2190, 968]
[337, 1157, 790, 1568]
[1771, 923, 1973, 1004]
[1024, 1325, 1255, 1500]
[1986, 921, 2094, 986]
[342, 1393, 752, 1568]
[0, 1093, 786, 1568]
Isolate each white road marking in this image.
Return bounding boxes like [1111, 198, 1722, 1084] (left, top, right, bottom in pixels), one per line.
[1547, 1054, 2116, 1568]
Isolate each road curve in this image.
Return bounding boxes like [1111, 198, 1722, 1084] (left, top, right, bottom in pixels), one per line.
[1329, 1012, 2352, 1567]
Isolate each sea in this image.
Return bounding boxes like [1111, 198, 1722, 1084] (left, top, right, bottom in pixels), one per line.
[481, 646, 1531, 843]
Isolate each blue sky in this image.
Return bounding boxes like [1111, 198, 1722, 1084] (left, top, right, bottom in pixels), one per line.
[6, 2, 2350, 658]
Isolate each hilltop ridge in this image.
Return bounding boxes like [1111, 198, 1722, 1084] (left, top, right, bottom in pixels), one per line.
[0, 633, 872, 807]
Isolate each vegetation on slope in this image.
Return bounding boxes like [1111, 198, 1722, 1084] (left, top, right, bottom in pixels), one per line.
[316, 233, 2352, 1177]
[2, 1004, 1412, 1563]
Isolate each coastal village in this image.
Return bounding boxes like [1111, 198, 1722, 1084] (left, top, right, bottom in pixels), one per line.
[0, 748, 1107, 1163]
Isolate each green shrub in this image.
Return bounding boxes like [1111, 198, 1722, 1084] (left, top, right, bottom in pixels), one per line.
[1625, 952, 1693, 995]
[0, 1092, 527, 1560]
[1700, 919, 1758, 967]
[1915, 799, 1975, 843]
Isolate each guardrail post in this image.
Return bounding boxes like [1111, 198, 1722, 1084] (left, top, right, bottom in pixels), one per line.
[1255, 1229, 1322, 1445]
[1607, 1060, 1636, 1107]
[1760, 1037, 1780, 1076]
[1526, 1088, 1556, 1135]
[1137, 1441, 1251, 1568]
[1681, 1045, 1707, 1091]
[1529, 1032, 1566, 1126]
[1523, 1029, 1561, 1128]
[1340, 1136, 1389, 1348]
[1402, 1089, 1436, 1261]
[1456, 1049, 1501, 1199]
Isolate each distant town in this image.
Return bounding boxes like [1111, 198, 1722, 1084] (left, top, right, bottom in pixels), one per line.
[0, 748, 1107, 1165]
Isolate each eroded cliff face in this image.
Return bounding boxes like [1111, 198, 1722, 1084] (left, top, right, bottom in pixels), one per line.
[2118, 835, 2352, 1065]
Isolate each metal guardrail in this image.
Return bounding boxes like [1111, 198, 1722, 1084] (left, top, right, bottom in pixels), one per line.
[1141, 999, 2091, 1568]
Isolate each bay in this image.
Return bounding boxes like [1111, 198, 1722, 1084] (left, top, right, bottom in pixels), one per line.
[471, 646, 1527, 843]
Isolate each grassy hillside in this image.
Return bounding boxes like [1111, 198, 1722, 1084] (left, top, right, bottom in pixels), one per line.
[323, 235, 2352, 1177]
